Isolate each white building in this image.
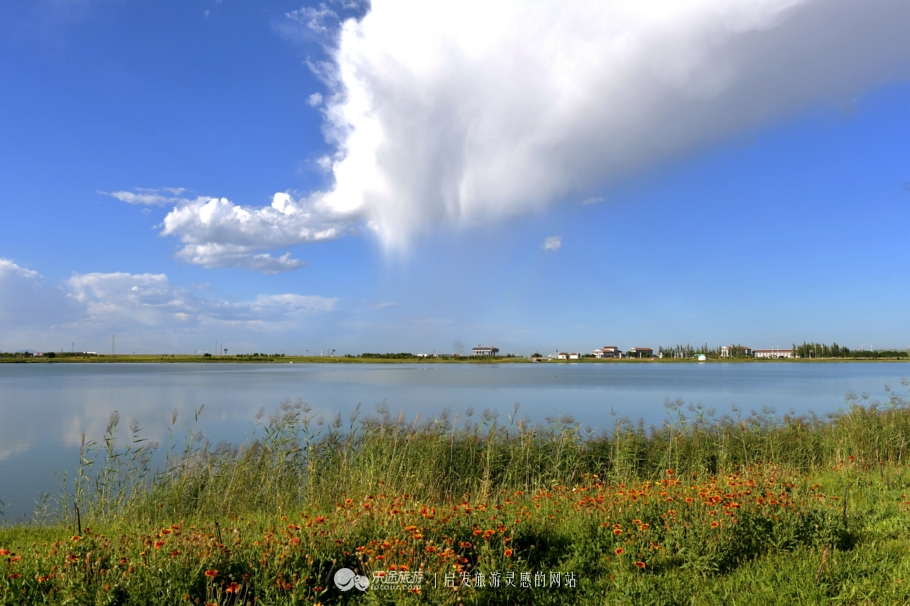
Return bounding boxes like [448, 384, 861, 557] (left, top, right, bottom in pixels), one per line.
[626, 347, 654, 358]
[721, 345, 753, 357]
[753, 349, 793, 359]
[472, 346, 500, 356]
[593, 345, 623, 358]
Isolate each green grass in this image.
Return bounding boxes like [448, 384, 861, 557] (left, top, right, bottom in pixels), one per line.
[2, 382, 910, 604]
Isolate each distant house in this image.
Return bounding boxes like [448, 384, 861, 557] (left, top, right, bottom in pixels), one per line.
[472, 346, 500, 356]
[557, 352, 568, 360]
[568, 352, 580, 360]
[754, 349, 793, 359]
[601, 346, 622, 358]
[626, 347, 653, 358]
[721, 345, 753, 357]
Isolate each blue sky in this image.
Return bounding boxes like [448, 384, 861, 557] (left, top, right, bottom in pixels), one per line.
[1, 0, 908, 355]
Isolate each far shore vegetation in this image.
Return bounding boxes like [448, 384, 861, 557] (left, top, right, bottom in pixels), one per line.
[2, 382, 910, 604]
[1, 341, 908, 365]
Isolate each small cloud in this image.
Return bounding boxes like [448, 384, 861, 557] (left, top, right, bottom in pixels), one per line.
[286, 4, 339, 37]
[542, 236, 562, 253]
[581, 196, 604, 206]
[368, 300, 399, 310]
[101, 187, 190, 206]
[308, 92, 324, 107]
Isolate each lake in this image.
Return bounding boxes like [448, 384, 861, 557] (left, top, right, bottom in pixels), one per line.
[1, 361, 907, 519]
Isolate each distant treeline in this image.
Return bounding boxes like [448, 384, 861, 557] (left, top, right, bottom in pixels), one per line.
[792, 342, 907, 359]
[656, 342, 908, 359]
[361, 352, 419, 359]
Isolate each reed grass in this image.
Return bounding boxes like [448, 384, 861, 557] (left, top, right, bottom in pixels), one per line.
[44, 380, 908, 524]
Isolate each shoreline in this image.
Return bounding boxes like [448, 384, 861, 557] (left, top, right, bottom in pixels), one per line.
[1, 355, 907, 364]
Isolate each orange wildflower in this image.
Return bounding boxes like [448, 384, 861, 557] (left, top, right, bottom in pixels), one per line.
[614, 548, 624, 555]
[504, 548, 514, 557]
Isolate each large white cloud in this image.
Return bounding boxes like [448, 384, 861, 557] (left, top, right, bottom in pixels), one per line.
[127, 0, 910, 268]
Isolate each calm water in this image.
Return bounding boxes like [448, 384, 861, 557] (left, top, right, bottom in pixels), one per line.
[1, 361, 907, 518]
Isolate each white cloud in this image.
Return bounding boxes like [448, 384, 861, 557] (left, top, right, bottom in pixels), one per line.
[310, 0, 909, 251]
[0, 259, 338, 350]
[287, 3, 339, 36]
[116, 0, 910, 270]
[582, 196, 604, 206]
[101, 187, 190, 206]
[0, 259, 82, 327]
[67, 271, 337, 327]
[308, 92, 324, 106]
[542, 236, 562, 253]
[159, 193, 352, 271]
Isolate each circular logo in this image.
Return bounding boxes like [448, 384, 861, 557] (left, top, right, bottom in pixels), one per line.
[334, 568, 370, 592]
[334, 568, 356, 591]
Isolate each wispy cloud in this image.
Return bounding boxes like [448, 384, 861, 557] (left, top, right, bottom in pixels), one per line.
[100, 187, 191, 206]
[542, 236, 562, 253]
[0, 259, 338, 350]
[367, 300, 399, 310]
[68, 271, 337, 327]
[581, 196, 604, 206]
[307, 92, 323, 106]
[0, 259, 82, 327]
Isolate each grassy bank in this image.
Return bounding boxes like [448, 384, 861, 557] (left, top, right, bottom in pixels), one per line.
[2, 383, 910, 604]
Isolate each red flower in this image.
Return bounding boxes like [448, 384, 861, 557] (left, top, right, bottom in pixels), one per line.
[614, 548, 624, 555]
[613, 528, 622, 535]
[8, 574, 20, 580]
[205, 570, 218, 578]
[634, 561, 646, 569]
[225, 582, 241, 594]
[504, 548, 514, 558]
[154, 540, 165, 549]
